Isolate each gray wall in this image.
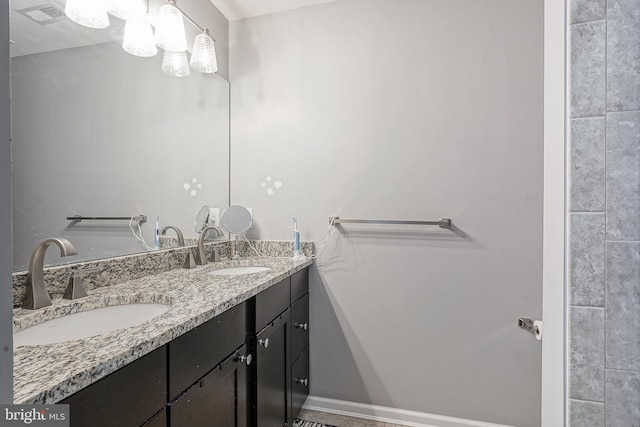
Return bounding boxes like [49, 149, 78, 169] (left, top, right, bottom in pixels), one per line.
[230, 1, 543, 425]
[0, 0, 13, 403]
[11, 43, 229, 271]
[569, 0, 640, 425]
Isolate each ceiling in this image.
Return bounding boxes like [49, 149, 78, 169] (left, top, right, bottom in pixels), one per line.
[10, 0, 123, 57]
[209, 0, 340, 21]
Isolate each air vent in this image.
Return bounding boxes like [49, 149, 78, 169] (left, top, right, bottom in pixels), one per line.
[17, 3, 67, 25]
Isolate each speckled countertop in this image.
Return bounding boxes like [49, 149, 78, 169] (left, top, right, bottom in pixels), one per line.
[13, 256, 312, 404]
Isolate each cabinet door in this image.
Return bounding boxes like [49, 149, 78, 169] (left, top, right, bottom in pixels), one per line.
[255, 311, 290, 427]
[290, 293, 309, 360]
[169, 345, 250, 427]
[169, 303, 246, 400]
[61, 345, 166, 427]
[290, 347, 310, 422]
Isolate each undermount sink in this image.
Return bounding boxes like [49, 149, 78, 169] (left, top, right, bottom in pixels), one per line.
[14, 303, 171, 347]
[208, 266, 272, 276]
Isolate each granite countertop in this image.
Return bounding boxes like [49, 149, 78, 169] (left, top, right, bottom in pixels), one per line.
[12, 256, 312, 404]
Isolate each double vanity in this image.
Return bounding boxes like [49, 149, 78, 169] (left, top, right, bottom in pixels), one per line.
[12, 246, 312, 427]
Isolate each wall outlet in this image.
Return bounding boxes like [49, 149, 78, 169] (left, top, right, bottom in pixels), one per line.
[208, 208, 220, 228]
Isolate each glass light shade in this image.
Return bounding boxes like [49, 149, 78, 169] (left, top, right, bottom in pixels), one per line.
[154, 4, 187, 52]
[107, 0, 146, 21]
[190, 31, 218, 74]
[123, 19, 158, 57]
[162, 50, 190, 77]
[65, 0, 109, 29]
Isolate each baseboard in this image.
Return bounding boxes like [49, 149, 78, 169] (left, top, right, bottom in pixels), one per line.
[302, 396, 515, 427]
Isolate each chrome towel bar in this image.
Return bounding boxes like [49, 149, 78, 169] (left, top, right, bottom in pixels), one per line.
[67, 215, 148, 223]
[329, 216, 452, 229]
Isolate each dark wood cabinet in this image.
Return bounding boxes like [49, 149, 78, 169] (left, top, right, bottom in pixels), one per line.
[291, 347, 309, 421]
[251, 268, 310, 426]
[141, 409, 166, 427]
[289, 269, 310, 423]
[168, 345, 250, 427]
[61, 345, 166, 427]
[254, 310, 291, 427]
[168, 303, 246, 400]
[59, 267, 309, 427]
[291, 293, 309, 359]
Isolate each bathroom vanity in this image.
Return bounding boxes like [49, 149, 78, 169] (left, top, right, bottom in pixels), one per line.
[12, 256, 311, 427]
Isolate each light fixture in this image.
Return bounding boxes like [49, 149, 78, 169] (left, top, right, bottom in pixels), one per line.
[162, 50, 190, 77]
[123, 18, 157, 58]
[107, 0, 146, 21]
[154, 1, 187, 53]
[64, 0, 109, 29]
[63, 0, 219, 77]
[190, 29, 218, 74]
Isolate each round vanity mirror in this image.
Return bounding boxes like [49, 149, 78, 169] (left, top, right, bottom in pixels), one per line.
[195, 205, 210, 234]
[221, 206, 252, 234]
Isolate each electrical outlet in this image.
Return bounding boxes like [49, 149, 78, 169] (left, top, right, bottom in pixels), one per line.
[209, 208, 220, 228]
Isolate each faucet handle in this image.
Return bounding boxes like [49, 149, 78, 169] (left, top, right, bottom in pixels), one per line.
[210, 249, 221, 263]
[62, 268, 92, 300]
[183, 252, 196, 269]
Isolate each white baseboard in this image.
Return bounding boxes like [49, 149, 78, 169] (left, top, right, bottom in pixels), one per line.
[302, 396, 515, 427]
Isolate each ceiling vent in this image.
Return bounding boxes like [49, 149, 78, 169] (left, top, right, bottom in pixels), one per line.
[17, 3, 67, 25]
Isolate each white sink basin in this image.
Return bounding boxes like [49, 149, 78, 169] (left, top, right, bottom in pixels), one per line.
[208, 266, 272, 276]
[14, 303, 171, 347]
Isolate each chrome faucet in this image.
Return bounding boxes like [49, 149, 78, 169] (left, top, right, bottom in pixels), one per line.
[195, 226, 222, 265]
[23, 238, 78, 310]
[160, 225, 185, 246]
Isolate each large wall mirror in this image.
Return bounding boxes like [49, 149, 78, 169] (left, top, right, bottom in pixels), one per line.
[10, 0, 230, 271]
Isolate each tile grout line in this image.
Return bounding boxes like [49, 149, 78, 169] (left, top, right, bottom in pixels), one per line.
[603, 3, 608, 423]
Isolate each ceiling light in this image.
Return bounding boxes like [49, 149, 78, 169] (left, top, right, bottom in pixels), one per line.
[154, 1, 187, 52]
[107, 0, 146, 21]
[62, 0, 219, 78]
[64, 0, 109, 29]
[123, 18, 157, 58]
[162, 50, 190, 77]
[190, 29, 218, 74]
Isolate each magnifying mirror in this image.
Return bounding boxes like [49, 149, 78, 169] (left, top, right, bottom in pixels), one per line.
[221, 206, 252, 259]
[221, 205, 252, 234]
[195, 206, 210, 234]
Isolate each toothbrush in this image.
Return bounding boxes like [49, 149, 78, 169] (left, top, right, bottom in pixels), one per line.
[154, 216, 160, 249]
[293, 217, 300, 254]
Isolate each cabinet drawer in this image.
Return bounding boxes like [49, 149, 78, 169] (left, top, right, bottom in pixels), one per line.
[290, 293, 309, 359]
[291, 347, 310, 422]
[255, 277, 290, 330]
[169, 303, 246, 400]
[61, 345, 166, 427]
[291, 268, 309, 304]
[169, 345, 249, 427]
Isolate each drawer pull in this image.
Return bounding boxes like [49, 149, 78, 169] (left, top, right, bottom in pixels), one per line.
[295, 378, 309, 386]
[258, 338, 270, 348]
[236, 353, 253, 366]
[294, 322, 309, 330]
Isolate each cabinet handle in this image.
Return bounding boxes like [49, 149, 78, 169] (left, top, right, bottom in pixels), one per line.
[294, 322, 309, 330]
[295, 378, 309, 386]
[258, 338, 270, 348]
[237, 353, 252, 366]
